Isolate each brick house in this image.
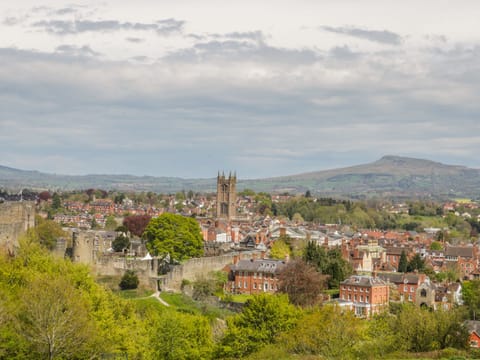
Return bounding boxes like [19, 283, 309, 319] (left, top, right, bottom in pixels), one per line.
[445, 245, 478, 279]
[227, 257, 286, 294]
[339, 275, 389, 317]
[377, 272, 426, 303]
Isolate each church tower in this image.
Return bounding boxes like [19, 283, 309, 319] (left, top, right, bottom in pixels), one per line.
[216, 172, 236, 220]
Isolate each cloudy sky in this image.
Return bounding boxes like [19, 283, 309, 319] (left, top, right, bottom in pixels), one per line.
[1, 1, 480, 179]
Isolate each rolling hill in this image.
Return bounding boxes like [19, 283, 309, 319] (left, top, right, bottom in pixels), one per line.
[1, 156, 479, 199]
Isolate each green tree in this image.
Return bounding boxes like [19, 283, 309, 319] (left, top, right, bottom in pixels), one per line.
[112, 233, 130, 252]
[29, 216, 67, 250]
[281, 305, 363, 359]
[430, 241, 443, 251]
[51, 192, 62, 210]
[217, 294, 299, 358]
[148, 310, 213, 360]
[143, 213, 204, 262]
[119, 270, 139, 290]
[104, 215, 118, 231]
[398, 250, 408, 273]
[270, 239, 292, 260]
[303, 242, 352, 288]
[407, 253, 425, 272]
[16, 275, 95, 360]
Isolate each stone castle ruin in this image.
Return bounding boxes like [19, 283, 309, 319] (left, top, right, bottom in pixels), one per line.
[0, 201, 35, 251]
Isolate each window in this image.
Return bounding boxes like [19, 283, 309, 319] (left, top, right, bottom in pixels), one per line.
[410, 286, 414, 292]
[254, 272, 257, 278]
[360, 295, 363, 302]
[238, 281, 241, 288]
[408, 294, 412, 301]
[354, 295, 357, 301]
[264, 282, 268, 291]
[404, 286, 407, 291]
[366, 295, 369, 303]
[348, 294, 351, 300]
[253, 283, 256, 289]
[355, 306, 363, 316]
[420, 289, 427, 297]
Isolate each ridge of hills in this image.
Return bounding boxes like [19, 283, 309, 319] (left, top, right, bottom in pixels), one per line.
[1, 155, 479, 200]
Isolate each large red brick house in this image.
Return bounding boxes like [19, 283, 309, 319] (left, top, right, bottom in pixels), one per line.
[227, 257, 287, 294]
[339, 275, 389, 317]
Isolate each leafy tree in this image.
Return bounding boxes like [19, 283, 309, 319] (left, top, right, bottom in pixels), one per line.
[104, 215, 118, 231]
[192, 276, 216, 301]
[28, 215, 67, 250]
[281, 305, 363, 359]
[393, 304, 468, 352]
[143, 213, 204, 262]
[270, 239, 291, 260]
[303, 242, 352, 288]
[462, 280, 480, 319]
[119, 270, 139, 290]
[277, 259, 327, 307]
[430, 241, 443, 251]
[148, 310, 213, 360]
[16, 275, 95, 360]
[407, 253, 425, 272]
[51, 192, 62, 210]
[123, 214, 152, 237]
[112, 233, 130, 252]
[398, 250, 408, 273]
[217, 294, 300, 358]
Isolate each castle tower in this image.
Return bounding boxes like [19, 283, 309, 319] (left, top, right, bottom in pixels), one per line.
[216, 172, 236, 220]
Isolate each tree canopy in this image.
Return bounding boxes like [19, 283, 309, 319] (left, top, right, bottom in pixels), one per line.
[143, 213, 204, 262]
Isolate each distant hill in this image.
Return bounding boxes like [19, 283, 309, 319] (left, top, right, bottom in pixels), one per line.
[1, 156, 480, 199]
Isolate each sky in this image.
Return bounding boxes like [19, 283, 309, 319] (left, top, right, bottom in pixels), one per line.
[1, 1, 480, 179]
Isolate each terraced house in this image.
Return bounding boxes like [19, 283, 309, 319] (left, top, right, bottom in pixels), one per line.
[339, 275, 389, 317]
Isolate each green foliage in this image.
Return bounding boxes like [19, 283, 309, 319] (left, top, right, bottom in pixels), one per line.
[430, 240, 444, 251]
[29, 215, 67, 250]
[112, 233, 130, 252]
[217, 293, 300, 358]
[270, 239, 291, 260]
[144, 213, 204, 262]
[119, 270, 139, 290]
[281, 305, 363, 359]
[407, 253, 426, 272]
[393, 304, 468, 352]
[462, 280, 480, 319]
[303, 241, 353, 288]
[51, 192, 62, 210]
[398, 250, 408, 272]
[104, 215, 118, 230]
[148, 310, 213, 360]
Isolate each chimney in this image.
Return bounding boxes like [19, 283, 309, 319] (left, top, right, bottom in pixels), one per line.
[233, 255, 239, 265]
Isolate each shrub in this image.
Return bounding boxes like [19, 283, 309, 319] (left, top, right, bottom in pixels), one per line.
[119, 270, 139, 290]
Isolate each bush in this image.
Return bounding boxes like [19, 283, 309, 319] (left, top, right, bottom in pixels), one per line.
[119, 270, 139, 290]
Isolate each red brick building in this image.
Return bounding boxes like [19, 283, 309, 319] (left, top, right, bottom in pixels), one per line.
[339, 275, 389, 317]
[227, 257, 286, 294]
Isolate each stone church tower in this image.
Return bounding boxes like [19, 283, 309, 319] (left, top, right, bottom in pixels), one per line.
[216, 172, 236, 220]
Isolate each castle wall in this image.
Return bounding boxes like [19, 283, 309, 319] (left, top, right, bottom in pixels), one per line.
[0, 201, 35, 250]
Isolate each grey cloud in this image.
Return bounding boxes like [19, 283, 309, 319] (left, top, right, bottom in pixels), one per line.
[321, 26, 403, 45]
[126, 37, 144, 43]
[1, 41, 480, 178]
[3, 17, 22, 25]
[167, 39, 319, 65]
[31, 18, 184, 35]
[210, 31, 266, 42]
[55, 44, 100, 57]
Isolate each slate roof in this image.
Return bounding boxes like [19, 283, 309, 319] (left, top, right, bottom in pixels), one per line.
[445, 246, 474, 258]
[341, 275, 387, 287]
[231, 259, 286, 274]
[377, 272, 423, 285]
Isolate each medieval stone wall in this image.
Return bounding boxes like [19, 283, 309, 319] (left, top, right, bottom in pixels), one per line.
[0, 201, 35, 250]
